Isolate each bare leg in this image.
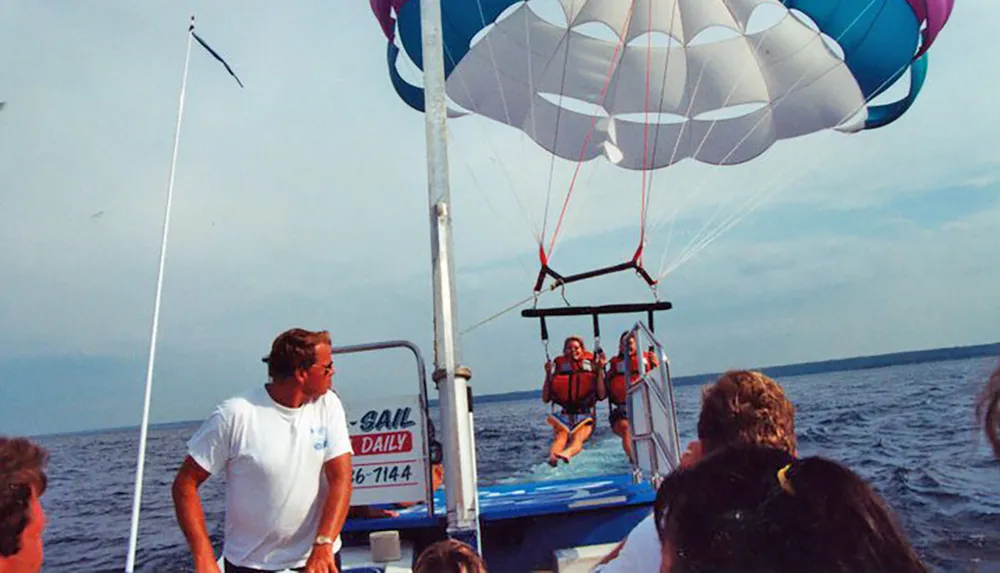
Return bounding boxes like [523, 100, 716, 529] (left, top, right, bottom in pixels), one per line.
[546, 416, 570, 467]
[558, 421, 594, 461]
[612, 418, 633, 463]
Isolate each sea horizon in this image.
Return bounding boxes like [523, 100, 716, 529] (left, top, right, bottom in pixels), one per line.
[30, 340, 999, 440]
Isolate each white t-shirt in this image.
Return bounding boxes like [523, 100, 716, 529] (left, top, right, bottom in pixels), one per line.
[187, 386, 353, 570]
[593, 512, 662, 572]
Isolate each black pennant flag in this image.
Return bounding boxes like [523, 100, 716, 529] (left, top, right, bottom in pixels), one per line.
[189, 18, 244, 89]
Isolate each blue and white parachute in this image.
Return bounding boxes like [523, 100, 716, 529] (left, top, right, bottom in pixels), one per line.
[371, 0, 953, 170]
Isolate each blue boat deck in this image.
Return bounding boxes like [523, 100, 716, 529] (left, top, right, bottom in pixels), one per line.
[344, 472, 655, 531]
[343, 473, 655, 571]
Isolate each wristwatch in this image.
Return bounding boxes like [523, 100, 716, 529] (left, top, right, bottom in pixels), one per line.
[314, 535, 334, 546]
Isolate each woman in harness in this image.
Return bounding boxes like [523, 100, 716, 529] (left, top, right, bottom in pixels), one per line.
[542, 335, 606, 466]
[607, 330, 659, 462]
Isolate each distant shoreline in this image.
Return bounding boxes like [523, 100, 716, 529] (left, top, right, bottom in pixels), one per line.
[36, 342, 999, 438]
[455, 341, 1000, 407]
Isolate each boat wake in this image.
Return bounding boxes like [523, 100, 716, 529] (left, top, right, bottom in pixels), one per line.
[495, 434, 633, 485]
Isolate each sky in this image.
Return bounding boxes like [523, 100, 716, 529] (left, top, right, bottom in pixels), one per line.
[1, 0, 998, 436]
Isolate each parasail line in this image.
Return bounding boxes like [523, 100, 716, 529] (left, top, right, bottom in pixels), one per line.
[655, 0, 886, 272]
[643, 0, 683, 267]
[437, 38, 543, 244]
[638, 0, 656, 249]
[459, 282, 562, 336]
[447, 124, 536, 280]
[467, 0, 530, 231]
[523, 0, 539, 182]
[659, 156, 804, 278]
[471, 0, 516, 135]
[545, 0, 639, 260]
[540, 18, 578, 257]
[653, 6, 826, 263]
[657, 51, 920, 278]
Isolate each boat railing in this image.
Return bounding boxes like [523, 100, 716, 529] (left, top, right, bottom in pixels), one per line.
[624, 321, 683, 489]
[331, 339, 437, 515]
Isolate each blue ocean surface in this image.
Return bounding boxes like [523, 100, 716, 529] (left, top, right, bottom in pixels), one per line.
[34, 356, 1000, 572]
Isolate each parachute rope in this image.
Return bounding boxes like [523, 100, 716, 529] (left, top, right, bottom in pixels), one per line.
[439, 34, 543, 244]
[447, 124, 536, 279]
[459, 278, 567, 337]
[459, 291, 539, 336]
[639, 0, 684, 264]
[469, 0, 537, 246]
[543, 1, 638, 261]
[375, 0, 949, 319]
[471, 0, 514, 130]
[650, 0, 891, 275]
[540, 22, 577, 257]
[638, 0, 655, 249]
[652, 9, 800, 270]
[658, 53, 922, 278]
[538, 0, 893, 291]
[522, 0, 540, 219]
[643, 0, 683, 272]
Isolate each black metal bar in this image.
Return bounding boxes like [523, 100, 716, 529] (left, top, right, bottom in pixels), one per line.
[634, 265, 658, 287]
[522, 301, 673, 318]
[537, 260, 637, 291]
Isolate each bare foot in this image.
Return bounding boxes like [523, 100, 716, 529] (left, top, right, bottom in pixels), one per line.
[556, 452, 571, 464]
[547, 455, 559, 467]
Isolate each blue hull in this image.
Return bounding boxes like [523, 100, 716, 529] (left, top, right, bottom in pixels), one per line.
[343, 473, 654, 571]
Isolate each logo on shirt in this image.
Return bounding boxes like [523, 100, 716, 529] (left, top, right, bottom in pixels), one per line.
[310, 426, 329, 451]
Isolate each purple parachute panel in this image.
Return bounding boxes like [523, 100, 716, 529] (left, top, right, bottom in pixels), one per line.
[907, 0, 956, 57]
[371, 0, 410, 41]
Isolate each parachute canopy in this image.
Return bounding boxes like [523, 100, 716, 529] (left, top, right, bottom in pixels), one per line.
[371, 0, 954, 169]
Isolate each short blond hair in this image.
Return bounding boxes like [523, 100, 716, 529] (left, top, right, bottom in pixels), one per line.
[697, 370, 797, 455]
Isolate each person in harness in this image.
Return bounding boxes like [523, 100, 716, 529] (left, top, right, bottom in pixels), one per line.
[542, 335, 607, 466]
[607, 330, 659, 462]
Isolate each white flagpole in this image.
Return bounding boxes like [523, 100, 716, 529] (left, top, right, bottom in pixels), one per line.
[124, 16, 195, 572]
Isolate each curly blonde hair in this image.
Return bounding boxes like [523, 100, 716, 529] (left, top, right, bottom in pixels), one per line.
[697, 370, 797, 455]
[976, 362, 1000, 458]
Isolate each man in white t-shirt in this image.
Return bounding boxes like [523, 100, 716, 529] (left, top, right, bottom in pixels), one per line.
[593, 370, 799, 572]
[172, 328, 354, 573]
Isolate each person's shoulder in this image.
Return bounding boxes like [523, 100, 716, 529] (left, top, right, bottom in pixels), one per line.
[317, 389, 346, 409]
[601, 512, 659, 570]
[215, 386, 268, 417]
[627, 512, 659, 548]
[315, 391, 350, 426]
[635, 512, 656, 532]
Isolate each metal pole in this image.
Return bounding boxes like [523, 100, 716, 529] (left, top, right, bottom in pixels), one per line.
[418, 0, 480, 551]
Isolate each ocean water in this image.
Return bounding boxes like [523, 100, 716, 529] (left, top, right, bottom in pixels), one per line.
[34, 356, 1000, 572]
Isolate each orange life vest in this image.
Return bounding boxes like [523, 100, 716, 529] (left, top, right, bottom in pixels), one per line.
[608, 351, 655, 405]
[549, 352, 599, 412]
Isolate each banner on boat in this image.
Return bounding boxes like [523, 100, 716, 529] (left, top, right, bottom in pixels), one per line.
[343, 394, 428, 506]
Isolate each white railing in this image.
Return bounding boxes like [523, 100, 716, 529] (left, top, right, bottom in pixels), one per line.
[624, 322, 683, 488]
